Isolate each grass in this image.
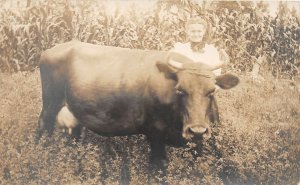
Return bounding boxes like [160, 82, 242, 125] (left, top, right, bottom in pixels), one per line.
[0, 70, 299, 184]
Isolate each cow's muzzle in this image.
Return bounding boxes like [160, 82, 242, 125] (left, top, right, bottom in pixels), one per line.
[183, 125, 211, 140]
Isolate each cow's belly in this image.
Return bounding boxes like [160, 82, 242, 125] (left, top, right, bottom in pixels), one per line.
[68, 93, 146, 136]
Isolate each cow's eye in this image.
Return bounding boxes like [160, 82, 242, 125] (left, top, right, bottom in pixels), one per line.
[176, 89, 186, 96]
[206, 89, 215, 97]
[176, 89, 185, 96]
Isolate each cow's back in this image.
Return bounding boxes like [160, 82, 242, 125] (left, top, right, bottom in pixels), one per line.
[54, 42, 171, 100]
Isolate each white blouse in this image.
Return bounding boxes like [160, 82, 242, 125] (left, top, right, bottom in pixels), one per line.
[171, 42, 222, 75]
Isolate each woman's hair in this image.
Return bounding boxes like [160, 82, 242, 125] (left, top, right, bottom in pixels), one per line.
[185, 17, 208, 31]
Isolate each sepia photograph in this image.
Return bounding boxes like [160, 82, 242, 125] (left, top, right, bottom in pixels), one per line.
[0, 0, 299, 184]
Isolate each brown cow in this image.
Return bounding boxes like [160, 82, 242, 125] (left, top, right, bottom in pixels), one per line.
[36, 41, 239, 172]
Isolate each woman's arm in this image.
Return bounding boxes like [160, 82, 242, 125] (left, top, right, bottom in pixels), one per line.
[208, 49, 230, 70]
[169, 43, 230, 71]
[219, 49, 230, 66]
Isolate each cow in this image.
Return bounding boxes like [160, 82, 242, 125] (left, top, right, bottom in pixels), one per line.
[36, 41, 239, 172]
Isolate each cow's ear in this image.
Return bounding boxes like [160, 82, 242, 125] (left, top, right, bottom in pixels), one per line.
[156, 61, 175, 73]
[215, 74, 239, 89]
[156, 61, 178, 80]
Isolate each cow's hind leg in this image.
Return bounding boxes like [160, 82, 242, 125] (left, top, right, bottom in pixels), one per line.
[65, 124, 83, 146]
[71, 124, 83, 141]
[36, 99, 64, 141]
[36, 64, 65, 142]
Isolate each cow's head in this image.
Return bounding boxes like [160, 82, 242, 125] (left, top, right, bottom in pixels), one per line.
[156, 57, 239, 140]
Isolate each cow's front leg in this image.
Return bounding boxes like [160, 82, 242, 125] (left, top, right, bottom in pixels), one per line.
[148, 135, 167, 170]
[146, 121, 168, 176]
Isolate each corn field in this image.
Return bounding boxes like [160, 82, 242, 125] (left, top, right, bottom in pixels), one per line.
[0, 0, 299, 77]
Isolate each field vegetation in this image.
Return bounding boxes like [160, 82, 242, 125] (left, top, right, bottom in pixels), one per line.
[0, 69, 299, 184]
[0, 0, 299, 184]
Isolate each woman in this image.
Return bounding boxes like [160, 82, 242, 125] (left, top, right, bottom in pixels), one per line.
[170, 17, 229, 76]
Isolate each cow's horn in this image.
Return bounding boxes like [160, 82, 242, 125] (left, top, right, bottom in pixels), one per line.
[168, 59, 183, 69]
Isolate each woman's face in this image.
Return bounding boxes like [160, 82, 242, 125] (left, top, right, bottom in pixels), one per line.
[186, 23, 206, 43]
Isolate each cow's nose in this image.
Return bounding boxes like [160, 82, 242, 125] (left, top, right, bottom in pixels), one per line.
[188, 126, 211, 140]
[183, 125, 211, 140]
[188, 126, 207, 134]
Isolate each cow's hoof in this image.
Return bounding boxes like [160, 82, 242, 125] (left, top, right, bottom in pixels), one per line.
[35, 129, 44, 144]
[149, 166, 168, 185]
[150, 158, 168, 169]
